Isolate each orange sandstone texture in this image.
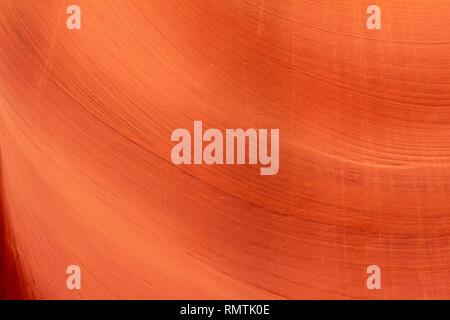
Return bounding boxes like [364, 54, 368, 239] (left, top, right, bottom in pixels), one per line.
[1, 0, 450, 299]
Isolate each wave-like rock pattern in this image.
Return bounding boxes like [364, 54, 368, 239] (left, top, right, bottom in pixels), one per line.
[1, 0, 450, 299]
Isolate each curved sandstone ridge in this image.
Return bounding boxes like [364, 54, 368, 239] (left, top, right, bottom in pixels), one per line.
[1, 0, 450, 299]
